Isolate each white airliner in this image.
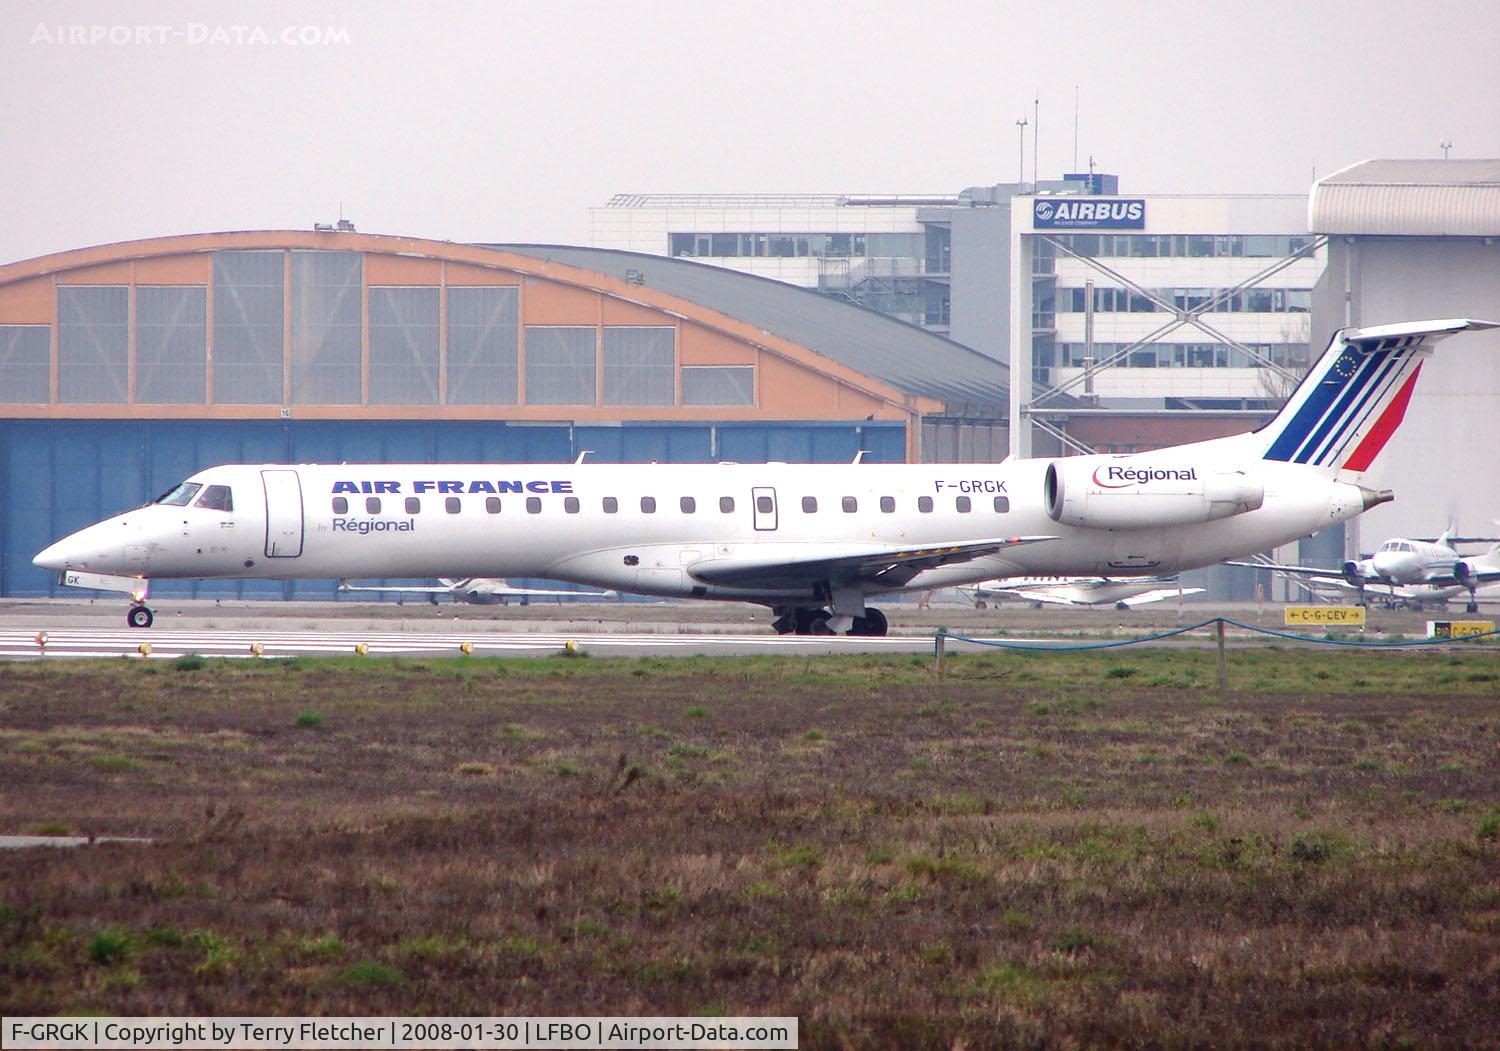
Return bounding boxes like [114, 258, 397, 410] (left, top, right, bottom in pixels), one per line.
[34, 318, 1497, 634]
[336, 577, 614, 605]
[959, 575, 1206, 610]
[1229, 531, 1500, 611]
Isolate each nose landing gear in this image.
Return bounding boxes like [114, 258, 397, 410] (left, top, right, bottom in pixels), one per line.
[127, 604, 154, 629]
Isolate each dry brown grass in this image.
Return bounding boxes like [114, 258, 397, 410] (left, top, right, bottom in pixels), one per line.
[2, 649, 1499, 1047]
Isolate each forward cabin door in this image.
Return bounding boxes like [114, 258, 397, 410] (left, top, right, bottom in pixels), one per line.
[262, 469, 305, 558]
[751, 487, 778, 532]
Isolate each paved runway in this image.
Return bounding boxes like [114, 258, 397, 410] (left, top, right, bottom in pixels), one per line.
[0, 626, 943, 660]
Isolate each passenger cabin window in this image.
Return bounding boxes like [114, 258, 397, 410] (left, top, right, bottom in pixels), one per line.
[405, 497, 421, 514]
[195, 485, 233, 512]
[918, 496, 933, 513]
[955, 496, 971, 513]
[641, 496, 656, 514]
[603, 496, 619, 514]
[332, 497, 349, 514]
[366, 497, 381, 514]
[156, 482, 202, 506]
[802, 496, 818, 513]
[756, 495, 773, 514]
[719, 496, 735, 513]
[880, 496, 895, 513]
[842, 496, 857, 513]
[993, 496, 1010, 513]
[564, 497, 580, 514]
[680, 496, 696, 514]
[485, 497, 501, 514]
[446, 497, 462, 514]
[526, 497, 542, 514]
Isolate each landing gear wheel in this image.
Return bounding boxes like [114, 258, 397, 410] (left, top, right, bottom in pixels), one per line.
[851, 607, 888, 637]
[806, 610, 834, 636]
[127, 604, 154, 629]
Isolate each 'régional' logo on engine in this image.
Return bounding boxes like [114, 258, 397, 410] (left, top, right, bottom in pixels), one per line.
[1092, 465, 1199, 488]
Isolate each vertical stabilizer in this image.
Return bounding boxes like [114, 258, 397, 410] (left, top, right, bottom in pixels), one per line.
[1254, 319, 1497, 472]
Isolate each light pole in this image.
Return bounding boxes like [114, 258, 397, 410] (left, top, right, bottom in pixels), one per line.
[1015, 116, 1029, 189]
[1439, 138, 1453, 159]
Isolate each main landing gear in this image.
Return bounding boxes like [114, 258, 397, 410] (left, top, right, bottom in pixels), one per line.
[127, 604, 154, 629]
[771, 606, 889, 637]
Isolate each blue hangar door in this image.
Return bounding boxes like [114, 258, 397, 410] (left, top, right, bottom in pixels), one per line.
[261, 469, 305, 558]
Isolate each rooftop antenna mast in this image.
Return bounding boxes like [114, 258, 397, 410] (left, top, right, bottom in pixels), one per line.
[1015, 115, 1029, 189]
[1439, 138, 1453, 159]
[1033, 92, 1040, 188]
[1072, 85, 1079, 172]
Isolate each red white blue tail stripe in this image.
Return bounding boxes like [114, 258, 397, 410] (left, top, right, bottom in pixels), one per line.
[1259, 320, 1496, 471]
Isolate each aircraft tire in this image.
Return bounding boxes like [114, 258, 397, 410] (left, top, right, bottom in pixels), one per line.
[807, 610, 835, 636]
[858, 607, 889, 637]
[127, 605, 153, 629]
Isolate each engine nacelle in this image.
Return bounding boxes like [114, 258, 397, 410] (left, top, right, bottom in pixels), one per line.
[1454, 561, 1477, 588]
[1044, 459, 1264, 530]
[1341, 560, 1371, 586]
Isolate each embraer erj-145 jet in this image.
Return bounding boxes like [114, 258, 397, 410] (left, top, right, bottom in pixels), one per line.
[34, 319, 1496, 634]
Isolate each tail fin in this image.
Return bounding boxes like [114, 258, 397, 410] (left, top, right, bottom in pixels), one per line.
[1255, 318, 1497, 472]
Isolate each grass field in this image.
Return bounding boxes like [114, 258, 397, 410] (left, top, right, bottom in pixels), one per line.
[2, 646, 1499, 1048]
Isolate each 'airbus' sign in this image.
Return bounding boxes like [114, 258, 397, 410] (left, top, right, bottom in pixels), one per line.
[1033, 199, 1145, 230]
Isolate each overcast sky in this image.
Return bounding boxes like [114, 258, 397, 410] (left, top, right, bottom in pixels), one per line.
[2, 0, 1497, 263]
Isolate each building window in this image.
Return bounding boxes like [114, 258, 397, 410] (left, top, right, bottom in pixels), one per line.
[447, 286, 519, 405]
[58, 286, 128, 403]
[370, 286, 440, 405]
[0, 326, 51, 403]
[603, 327, 674, 405]
[213, 250, 283, 404]
[405, 497, 421, 514]
[525, 326, 596, 405]
[291, 251, 362, 404]
[681, 366, 753, 406]
[136, 286, 207, 404]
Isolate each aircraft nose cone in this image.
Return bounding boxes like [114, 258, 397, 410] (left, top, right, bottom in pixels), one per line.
[34, 524, 122, 574]
[33, 537, 77, 572]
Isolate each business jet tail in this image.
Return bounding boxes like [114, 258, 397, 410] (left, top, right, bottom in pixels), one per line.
[1252, 318, 1497, 473]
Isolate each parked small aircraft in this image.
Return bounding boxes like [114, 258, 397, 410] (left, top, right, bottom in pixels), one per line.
[959, 576, 1205, 610]
[1228, 530, 1500, 611]
[337, 577, 615, 605]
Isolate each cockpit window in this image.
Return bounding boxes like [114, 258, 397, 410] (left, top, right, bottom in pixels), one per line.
[155, 482, 203, 506]
[195, 485, 234, 512]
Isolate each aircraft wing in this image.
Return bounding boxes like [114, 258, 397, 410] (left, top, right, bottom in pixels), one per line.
[1118, 587, 1206, 607]
[339, 582, 454, 596]
[686, 536, 1056, 591]
[1224, 560, 1352, 582]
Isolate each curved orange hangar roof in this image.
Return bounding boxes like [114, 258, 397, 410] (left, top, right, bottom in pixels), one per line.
[0, 229, 940, 417]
